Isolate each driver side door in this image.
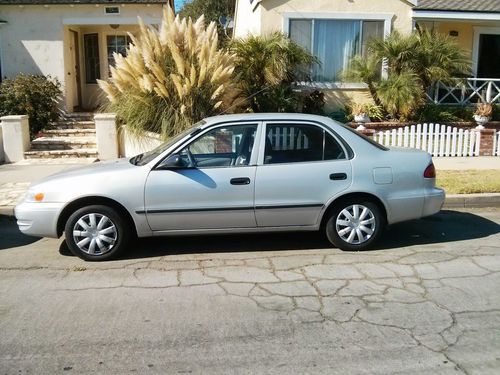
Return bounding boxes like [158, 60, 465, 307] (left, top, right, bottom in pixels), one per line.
[144, 122, 260, 232]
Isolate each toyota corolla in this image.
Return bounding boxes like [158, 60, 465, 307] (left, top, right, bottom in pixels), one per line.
[15, 114, 445, 260]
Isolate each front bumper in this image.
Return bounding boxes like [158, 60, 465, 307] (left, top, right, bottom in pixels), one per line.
[422, 188, 446, 217]
[15, 202, 64, 238]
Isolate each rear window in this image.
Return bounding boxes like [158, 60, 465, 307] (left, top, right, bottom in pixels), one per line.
[340, 124, 389, 151]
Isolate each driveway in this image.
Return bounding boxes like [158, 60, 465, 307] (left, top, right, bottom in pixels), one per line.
[1, 209, 499, 374]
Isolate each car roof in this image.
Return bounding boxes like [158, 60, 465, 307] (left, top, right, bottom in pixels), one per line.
[203, 113, 337, 126]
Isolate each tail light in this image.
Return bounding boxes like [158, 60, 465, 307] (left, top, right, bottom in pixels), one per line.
[424, 163, 436, 178]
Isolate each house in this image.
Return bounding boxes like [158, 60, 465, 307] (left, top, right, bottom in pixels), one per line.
[234, 0, 500, 110]
[0, 0, 174, 112]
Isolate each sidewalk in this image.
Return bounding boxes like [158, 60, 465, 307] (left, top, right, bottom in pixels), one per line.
[0, 159, 94, 215]
[1, 157, 500, 216]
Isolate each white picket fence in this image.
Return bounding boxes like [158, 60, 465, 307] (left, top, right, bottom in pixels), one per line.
[375, 123, 480, 157]
[268, 126, 309, 150]
[494, 130, 500, 156]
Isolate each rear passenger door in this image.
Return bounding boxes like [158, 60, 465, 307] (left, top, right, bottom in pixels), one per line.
[254, 121, 352, 227]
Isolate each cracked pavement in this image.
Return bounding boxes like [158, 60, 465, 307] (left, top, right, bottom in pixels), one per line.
[1, 209, 500, 374]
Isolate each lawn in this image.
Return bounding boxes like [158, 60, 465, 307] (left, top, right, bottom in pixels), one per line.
[437, 170, 500, 194]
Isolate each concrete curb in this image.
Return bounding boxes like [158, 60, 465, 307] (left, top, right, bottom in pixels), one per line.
[0, 206, 14, 217]
[1, 193, 500, 219]
[443, 193, 500, 209]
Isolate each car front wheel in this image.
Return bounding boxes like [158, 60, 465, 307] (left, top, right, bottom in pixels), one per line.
[325, 200, 384, 251]
[64, 205, 130, 261]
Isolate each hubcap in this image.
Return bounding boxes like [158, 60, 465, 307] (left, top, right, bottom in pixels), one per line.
[72, 213, 118, 255]
[335, 204, 376, 245]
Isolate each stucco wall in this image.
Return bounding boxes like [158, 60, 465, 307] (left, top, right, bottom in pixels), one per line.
[436, 21, 500, 58]
[0, 4, 162, 111]
[260, 0, 414, 35]
[234, 0, 414, 37]
[233, 0, 262, 38]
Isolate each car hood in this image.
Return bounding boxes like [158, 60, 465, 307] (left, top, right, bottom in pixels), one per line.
[34, 158, 140, 186]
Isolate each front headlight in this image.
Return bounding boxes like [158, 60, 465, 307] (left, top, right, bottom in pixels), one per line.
[25, 190, 45, 202]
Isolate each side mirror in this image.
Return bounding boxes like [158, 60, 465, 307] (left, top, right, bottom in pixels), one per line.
[157, 154, 189, 170]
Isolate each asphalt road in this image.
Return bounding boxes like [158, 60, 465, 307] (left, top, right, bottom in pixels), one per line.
[1, 209, 500, 374]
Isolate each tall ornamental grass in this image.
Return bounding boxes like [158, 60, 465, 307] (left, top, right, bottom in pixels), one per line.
[98, 6, 242, 139]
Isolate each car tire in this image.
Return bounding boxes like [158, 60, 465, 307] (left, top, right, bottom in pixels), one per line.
[64, 205, 130, 261]
[325, 199, 384, 251]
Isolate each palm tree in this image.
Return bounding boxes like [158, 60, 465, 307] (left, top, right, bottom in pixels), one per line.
[229, 32, 318, 112]
[343, 29, 471, 120]
[341, 55, 383, 107]
[411, 29, 471, 88]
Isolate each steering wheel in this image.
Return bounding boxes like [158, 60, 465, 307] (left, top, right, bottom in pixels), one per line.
[185, 148, 196, 167]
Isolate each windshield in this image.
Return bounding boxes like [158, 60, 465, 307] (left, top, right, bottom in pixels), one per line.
[130, 121, 206, 166]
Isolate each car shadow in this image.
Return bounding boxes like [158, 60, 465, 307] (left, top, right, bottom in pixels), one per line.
[57, 210, 500, 260]
[0, 215, 41, 250]
[373, 210, 500, 250]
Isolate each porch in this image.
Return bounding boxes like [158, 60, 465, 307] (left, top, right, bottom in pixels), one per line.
[63, 23, 140, 112]
[427, 78, 500, 105]
[415, 12, 500, 106]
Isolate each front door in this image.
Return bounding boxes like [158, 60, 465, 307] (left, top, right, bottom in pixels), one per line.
[69, 30, 82, 109]
[477, 33, 500, 78]
[144, 123, 259, 231]
[255, 122, 352, 227]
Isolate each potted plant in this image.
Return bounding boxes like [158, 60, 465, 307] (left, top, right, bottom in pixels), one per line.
[350, 103, 383, 130]
[473, 103, 492, 129]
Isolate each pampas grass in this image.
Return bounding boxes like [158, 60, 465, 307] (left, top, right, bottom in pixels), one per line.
[98, 5, 242, 139]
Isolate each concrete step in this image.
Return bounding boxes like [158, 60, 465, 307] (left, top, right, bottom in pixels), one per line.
[24, 148, 98, 159]
[30, 137, 97, 151]
[60, 112, 94, 122]
[50, 121, 96, 130]
[43, 128, 96, 137]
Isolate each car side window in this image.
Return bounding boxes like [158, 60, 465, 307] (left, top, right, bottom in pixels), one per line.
[180, 124, 257, 168]
[264, 124, 345, 164]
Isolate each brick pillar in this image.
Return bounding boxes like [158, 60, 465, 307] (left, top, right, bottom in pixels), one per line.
[478, 128, 496, 156]
[0, 115, 30, 163]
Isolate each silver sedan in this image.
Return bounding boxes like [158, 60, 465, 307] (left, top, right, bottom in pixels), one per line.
[15, 114, 445, 260]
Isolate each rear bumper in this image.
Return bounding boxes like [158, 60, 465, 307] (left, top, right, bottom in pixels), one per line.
[14, 202, 64, 238]
[422, 188, 445, 217]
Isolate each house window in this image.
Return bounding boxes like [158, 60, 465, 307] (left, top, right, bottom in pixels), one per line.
[107, 35, 132, 69]
[84, 34, 100, 84]
[289, 19, 384, 82]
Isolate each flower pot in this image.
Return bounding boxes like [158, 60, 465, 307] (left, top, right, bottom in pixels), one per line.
[354, 114, 370, 130]
[473, 114, 490, 129]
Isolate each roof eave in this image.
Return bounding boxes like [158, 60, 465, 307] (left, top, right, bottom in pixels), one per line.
[413, 9, 500, 21]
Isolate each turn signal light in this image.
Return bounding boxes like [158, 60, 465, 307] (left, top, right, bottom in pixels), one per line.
[423, 163, 436, 178]
[34, 193, 45, 202]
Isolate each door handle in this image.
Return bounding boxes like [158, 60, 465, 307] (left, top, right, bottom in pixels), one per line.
[330, 173, 347, 181]
[230, 177, 251, 185]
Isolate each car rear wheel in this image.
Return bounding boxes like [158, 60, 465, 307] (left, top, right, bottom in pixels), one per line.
[325, 200, 383, 251]
[64, 205, 130, 261]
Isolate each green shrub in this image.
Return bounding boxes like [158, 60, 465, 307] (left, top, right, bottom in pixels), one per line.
[0, 74, 61, 138]
[301, 90, 325, 115]
[414, 104, 474, 122]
